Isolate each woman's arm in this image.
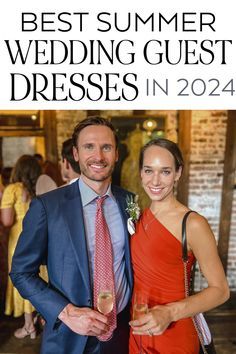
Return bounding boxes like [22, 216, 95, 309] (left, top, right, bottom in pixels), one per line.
[1, 207, 15, 227]
[167, 213, 229, 320]
[130, 212, 230, 335]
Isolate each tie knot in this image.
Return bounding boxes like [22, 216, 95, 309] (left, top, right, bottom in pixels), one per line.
[96, 195, 107, 207]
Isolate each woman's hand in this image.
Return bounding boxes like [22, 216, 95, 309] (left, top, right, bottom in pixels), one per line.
[129, 304, 173, 336]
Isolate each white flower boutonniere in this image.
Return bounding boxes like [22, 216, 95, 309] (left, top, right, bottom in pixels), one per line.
[126, 195, 141, 235]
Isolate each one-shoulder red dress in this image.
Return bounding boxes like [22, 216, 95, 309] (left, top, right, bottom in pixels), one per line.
[129, 208, 199, 354]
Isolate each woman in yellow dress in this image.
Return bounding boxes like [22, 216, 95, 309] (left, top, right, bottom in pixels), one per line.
[1, 155, 41, 339]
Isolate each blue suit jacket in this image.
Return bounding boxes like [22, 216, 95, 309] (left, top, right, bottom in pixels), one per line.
[10, 182, 133, 354]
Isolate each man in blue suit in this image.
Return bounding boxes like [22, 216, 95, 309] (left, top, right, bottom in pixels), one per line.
[10, 117, 133, 354]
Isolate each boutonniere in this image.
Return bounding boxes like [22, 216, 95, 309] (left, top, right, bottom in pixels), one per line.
[126, 195, 141, 235]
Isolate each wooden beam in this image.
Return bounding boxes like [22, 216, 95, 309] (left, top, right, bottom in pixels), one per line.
[218, 112, 236, 272]
[43, 111, 58, 163]
[133, 110, 146, 115]
[0, 137, 2, 171]
[177, 111, 192, 205]
[0, 130, 44, 137]
[0, 110, 39, 116]
[87, 110, 100, 117]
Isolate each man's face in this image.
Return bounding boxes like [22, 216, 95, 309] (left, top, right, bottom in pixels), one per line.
[73, 125, 118, 184]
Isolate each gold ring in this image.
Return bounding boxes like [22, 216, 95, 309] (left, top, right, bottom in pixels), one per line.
[148, 329, 153, 336]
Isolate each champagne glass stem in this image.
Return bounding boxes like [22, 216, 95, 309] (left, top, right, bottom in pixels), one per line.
[139, 335, 142, 354]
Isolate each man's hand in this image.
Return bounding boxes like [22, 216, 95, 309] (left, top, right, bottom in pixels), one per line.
[58, 303, 109, 336]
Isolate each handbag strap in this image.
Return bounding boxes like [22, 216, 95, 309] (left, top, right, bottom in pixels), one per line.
[181, 210, 194, 262]
[181, 211, 208, 354]
[181, 210, 195, 297]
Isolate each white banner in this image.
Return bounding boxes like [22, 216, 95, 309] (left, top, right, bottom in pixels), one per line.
[0, 0, 235, 109]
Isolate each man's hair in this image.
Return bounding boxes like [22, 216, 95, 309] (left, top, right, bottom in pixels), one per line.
[61, 138, 81, 174]
[34, 153, 43, 160]
[72, 116, 118, 148]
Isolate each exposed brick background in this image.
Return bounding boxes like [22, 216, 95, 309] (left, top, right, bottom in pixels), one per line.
[189, 112, 227, 240]
[228, 190, 236, 289]
[56, 110, 87, 155]
[187, 112, 232, 290]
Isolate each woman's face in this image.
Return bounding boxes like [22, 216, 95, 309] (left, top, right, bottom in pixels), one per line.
[140, 145, 182, 202]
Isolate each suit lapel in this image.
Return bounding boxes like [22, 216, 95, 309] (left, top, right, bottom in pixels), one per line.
[62, 182, 91, 297]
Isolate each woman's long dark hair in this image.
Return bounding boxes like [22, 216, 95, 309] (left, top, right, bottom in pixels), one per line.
[11, 155, 42, 198]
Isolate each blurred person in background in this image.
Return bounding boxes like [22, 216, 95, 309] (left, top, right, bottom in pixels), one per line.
[43, 160, 64, 187]
[60, 138, 80, 184]
[0, 167, 13, 314]
[33, 153, 44, 168]
[36, 159, 64, 195]
[0, 167, 12, 200]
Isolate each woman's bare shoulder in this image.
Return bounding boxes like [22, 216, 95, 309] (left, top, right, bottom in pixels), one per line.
[187, 211, 209, 228]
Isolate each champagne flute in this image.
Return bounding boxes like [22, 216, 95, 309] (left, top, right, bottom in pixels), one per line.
[133, 291, 148, 354]
[97, 285, 114, 315]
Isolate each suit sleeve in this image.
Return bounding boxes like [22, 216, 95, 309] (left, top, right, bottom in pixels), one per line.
[10, 197, 69, 330]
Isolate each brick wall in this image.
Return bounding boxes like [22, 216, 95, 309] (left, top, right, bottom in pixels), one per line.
[228, 190, 236, 289]
[56, 110, 87, 157]
[2, 137, 36, 167]
[187, 111, 235, 290]
[189, 112, 227, 238]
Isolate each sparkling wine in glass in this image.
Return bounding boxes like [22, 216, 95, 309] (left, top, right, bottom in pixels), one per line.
[133, 303, 148, 320]
[133, 291, 148, 354]
[97, 289, 114, 315]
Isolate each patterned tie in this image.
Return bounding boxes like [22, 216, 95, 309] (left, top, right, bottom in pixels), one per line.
[93, 196, 117, 341]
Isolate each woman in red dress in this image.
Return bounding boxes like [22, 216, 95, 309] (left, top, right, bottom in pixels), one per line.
[129, 138, 229, 354]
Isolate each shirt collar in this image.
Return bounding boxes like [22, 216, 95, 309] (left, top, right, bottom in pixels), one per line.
[69, 177, 79, 185]
[78, 176, 115, 207]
